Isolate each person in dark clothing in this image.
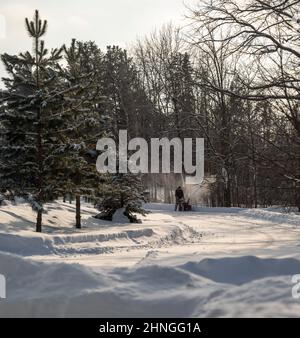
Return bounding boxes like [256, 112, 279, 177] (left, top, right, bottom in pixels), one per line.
[175, 186, 184, 211]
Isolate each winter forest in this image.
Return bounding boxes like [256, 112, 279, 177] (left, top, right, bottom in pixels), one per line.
[1, 2, 300, 232]
[0, 0, 300, 319]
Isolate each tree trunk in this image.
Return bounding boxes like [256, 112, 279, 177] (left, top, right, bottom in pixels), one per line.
[224, 185, 231, 208]
[35, 30, 44, 233]
[36, 210, 42, 233]
[296, 184, 300, 212]
[253, 172, 258, 209]
[76, 195, 81, 229]
[222, 169, 232, 207]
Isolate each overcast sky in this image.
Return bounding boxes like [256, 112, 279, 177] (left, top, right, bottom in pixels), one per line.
[0, 0, 196, 82]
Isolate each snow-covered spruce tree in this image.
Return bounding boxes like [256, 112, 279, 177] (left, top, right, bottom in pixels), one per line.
[95, 172, 147, 223]
[93, 46, 150, 222]
[57, 40, 108, 229]
[0, 10, 79, 232]
[0, 53, 41, 199]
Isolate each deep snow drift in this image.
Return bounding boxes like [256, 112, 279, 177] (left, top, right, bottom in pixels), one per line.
[0, 200, 300, 317]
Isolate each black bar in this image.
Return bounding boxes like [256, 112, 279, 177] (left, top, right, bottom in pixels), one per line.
[0, 318, 299, 337]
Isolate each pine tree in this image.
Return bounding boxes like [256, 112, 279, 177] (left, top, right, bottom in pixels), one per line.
[95, 172, 147, 223]
[168, 52, 195, 139]
[59, 40, 107, 229]
[0, 10, 79, 232]
[92, 46, 150, 222]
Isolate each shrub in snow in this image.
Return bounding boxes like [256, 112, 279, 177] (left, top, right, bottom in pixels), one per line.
[95, 173, 147, 223]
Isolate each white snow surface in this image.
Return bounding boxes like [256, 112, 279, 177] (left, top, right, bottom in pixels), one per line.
[112, 208, 130, 223]
[0, 200, 300, 318]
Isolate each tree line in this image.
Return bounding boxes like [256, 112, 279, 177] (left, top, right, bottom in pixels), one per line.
[134, 1, 300, 211]
[0, 11, 147, 231]
[0, 2, 299, 232]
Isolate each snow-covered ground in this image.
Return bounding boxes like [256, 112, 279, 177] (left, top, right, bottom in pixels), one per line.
[0, 200, 300, 317]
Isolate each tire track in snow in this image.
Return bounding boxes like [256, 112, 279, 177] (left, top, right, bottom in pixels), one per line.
[35, 220, 207, 261]
[172, 213, 277, 250]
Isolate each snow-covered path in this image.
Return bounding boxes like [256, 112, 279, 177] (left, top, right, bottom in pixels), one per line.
[1, 201, 300, 317]
[27, 204, 300, 269]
